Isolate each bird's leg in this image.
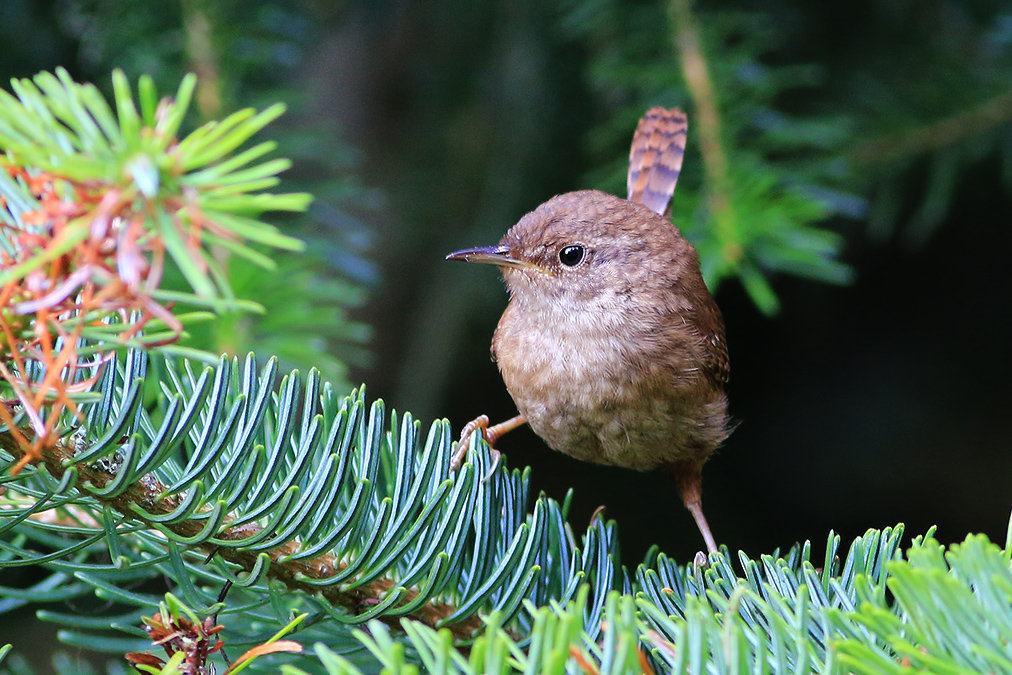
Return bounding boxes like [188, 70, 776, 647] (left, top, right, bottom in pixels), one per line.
[451, 414, 527, 475]
[664, 460, 718, 555]
[683, 481, 718, 556]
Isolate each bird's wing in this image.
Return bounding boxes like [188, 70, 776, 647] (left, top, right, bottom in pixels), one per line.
[703, 331, 730, 386]
[627, 107, 688, 217]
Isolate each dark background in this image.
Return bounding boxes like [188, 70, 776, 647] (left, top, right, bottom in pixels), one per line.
[1, 2, 1011, 660]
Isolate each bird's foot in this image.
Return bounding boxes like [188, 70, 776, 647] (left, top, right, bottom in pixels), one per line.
[450, 414, 526, 479]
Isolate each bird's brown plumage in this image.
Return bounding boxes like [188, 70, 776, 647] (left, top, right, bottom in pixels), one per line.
[491, 189, 728, 472]
[447, 107, 729, 554]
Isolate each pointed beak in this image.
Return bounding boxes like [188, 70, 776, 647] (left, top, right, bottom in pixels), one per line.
[445, 244, 539, 270]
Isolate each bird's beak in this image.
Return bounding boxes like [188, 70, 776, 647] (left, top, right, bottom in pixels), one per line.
[445, 245, 539, 271]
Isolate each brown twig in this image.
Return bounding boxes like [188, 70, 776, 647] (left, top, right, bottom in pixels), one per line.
[668, 0, 742, 264]
[852, 90, 1012, 164]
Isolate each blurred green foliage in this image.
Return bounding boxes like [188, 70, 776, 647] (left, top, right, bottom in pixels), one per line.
[37, 0, 376, 389]
[565, 0, 1012, 311]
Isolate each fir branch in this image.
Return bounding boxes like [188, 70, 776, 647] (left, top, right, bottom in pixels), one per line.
[571, 1, 855, 313]
[1, 351, 624, 650]
[668, 0, 741, 265]
[0, 427, 486, 640]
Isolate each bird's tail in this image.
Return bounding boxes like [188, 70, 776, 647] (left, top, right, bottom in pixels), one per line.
[626, 107, 688, 217]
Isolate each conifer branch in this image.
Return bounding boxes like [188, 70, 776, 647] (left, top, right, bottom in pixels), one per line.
[669, 0, 741, 264]
[0, 423, 487, 641]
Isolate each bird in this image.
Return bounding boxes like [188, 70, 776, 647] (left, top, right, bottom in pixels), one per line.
[446, 107, 729, 555]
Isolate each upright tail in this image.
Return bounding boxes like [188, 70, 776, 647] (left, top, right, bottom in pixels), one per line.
[627, 107, 688, 217]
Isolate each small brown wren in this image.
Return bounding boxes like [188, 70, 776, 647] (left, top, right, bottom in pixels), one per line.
[446, 107, 729, 554]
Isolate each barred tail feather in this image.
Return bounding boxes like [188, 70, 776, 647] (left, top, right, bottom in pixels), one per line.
[627, 107, 688, 216]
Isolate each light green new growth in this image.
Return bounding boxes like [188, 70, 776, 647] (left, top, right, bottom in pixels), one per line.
[0, 68, 308, 311]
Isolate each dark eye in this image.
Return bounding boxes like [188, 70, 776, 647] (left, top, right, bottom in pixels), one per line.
[559, 245, 585, 267]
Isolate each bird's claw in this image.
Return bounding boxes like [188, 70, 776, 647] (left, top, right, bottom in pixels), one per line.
[451, 415, 490, 472]
[451, 414, 522, 480]
[452, 414, 527, 480]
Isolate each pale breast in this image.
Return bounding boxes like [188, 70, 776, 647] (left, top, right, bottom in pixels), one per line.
[492, 298, 727, 471]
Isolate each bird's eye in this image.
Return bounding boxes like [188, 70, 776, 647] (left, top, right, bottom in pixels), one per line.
[559, 245, 586, 267]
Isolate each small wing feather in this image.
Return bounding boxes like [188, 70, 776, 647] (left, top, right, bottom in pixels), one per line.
[627, 107, 688, 216]
[704, 332, 730, 385]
